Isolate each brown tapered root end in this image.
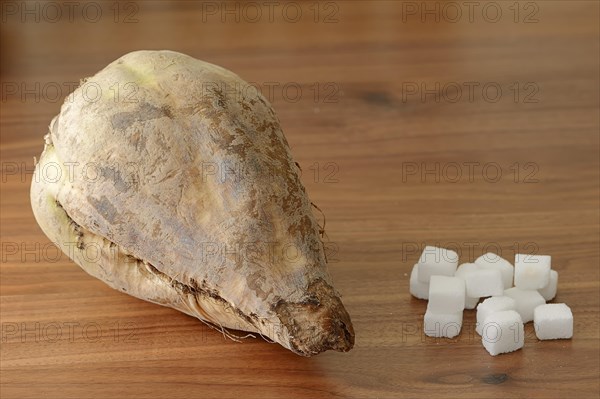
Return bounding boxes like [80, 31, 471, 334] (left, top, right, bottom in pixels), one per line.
[273, 278, 355, 356]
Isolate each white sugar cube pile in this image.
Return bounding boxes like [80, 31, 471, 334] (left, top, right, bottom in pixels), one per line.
[409, 245, 573, 356]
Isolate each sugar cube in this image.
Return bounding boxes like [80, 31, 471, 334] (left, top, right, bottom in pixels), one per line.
[454, 262, 479, 278]
[534, 303, 573, 340]
[417, 246, 459, 283]
[475, 253, 514, 289]
[410, 264, 429, 300]
[504, 287, 546, 323]
[481, 310, 524, 356]
[465, 296, 480, 310]
[476, 296, 517, 335]
[424, 310, 463, 338]
[538, 270, 558, 301]
[514, 254, 551, 289]
[454, 263, 480, 309]
[465, 268, 504, 298]
[428, 275, 465, 313]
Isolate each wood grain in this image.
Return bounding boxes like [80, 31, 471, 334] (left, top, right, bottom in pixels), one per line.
[1, 1, 598, 398]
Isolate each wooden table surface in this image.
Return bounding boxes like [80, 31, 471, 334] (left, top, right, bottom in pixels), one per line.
[1, 1, 599, 398]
